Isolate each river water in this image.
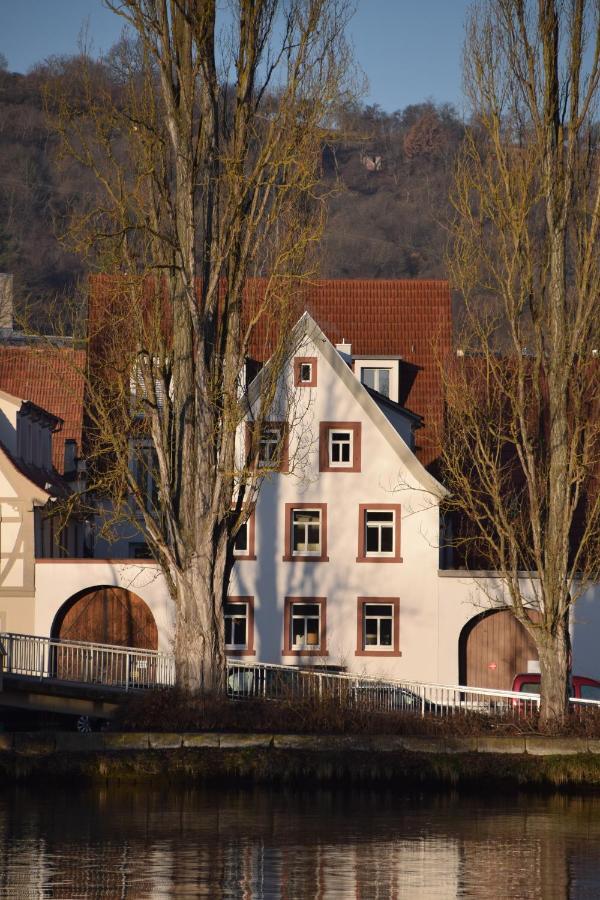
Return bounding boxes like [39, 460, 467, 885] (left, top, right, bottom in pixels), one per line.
[1, 784, 600, 898]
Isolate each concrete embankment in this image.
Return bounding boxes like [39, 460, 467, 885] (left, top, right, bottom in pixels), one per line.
[2, 732, 600, 788]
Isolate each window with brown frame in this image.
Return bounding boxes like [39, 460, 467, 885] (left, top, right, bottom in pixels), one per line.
[282, 502, 329, 561]
[294, 356, 318, 387]
[224, 596, 255, 657]
[356, 503, 402, 562]
[318, 421, 361, 472]
[283, 597, 327, 656]
[246, 421, 289, 473]
[355, 597, 401, 657]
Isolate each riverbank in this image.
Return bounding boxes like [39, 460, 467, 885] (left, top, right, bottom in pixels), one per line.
[3, 732, 600, 789]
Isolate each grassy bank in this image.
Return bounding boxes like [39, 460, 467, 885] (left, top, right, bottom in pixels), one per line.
[3, 733, 600, 790]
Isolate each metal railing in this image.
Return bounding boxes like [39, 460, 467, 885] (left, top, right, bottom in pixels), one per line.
[226, 659, 543, 718]
[3, 632, 597, 720]
[0, 632, 175, 691]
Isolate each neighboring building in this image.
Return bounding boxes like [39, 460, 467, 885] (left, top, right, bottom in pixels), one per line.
[0, 388, 86, 633]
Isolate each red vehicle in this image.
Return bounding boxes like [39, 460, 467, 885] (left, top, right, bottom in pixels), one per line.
[512, 673, 600, 702]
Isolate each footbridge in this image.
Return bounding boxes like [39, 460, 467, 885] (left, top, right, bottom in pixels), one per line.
[0, 631, 553, 723]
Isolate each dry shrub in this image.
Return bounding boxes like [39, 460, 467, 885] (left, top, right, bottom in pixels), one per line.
[112, 689, 545, 736]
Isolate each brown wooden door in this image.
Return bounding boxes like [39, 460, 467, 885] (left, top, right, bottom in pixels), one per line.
[462, 609, 538, 690]
[54, 587, 158, 683]
[56, 587, 158, 649]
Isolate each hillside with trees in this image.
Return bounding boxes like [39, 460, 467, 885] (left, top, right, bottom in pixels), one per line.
[0, 55, 464, 321]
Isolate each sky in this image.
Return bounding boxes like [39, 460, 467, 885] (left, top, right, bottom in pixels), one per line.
[0, 0, 472, 113]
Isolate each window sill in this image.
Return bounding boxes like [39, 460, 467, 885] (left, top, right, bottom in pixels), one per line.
[233, 554, 257, 561]
[355, 649, 402, 657]
[226, 649, 257, 657]
[356, 555, 403, 564]
[282, 555, 330, 562]
[282, 648, 329, 657]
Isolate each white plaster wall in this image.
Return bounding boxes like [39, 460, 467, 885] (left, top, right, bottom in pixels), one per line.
[34, 561, 174, 652]
[0, 391, 20, 456]
[231, 335, 445, 682]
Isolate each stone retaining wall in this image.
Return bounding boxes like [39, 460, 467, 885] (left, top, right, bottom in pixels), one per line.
[0, 731, 596, 756]
[3, 732, 600, 788]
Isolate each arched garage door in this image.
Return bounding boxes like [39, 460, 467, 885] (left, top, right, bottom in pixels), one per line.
[52, 586, 158, 650]
[459, 609, 539, 690]
[51, 586, 158, 684]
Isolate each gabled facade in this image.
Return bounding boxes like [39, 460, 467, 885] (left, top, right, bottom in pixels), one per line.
[228, 314, 447, 679]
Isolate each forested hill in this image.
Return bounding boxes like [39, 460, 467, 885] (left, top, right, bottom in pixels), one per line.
[0, 60, 464, 319]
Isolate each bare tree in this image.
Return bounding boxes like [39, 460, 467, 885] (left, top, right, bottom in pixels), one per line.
[46, 0, 353, 692]
[444, 0, 600, 722]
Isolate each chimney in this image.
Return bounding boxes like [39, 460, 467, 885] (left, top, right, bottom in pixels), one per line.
[0, 274, 13, 332]
[335, 338, 352, 358]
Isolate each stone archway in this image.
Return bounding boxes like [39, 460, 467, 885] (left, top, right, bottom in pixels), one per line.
[458, 608, 539, 691]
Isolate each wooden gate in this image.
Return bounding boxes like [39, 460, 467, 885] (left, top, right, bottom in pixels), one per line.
[52, 587, 158, 682]
[459, 609, 539, 690]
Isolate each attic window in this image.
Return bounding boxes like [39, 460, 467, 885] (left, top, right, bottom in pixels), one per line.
[294, 356, 317, 387]
[361, 367, 390, 398]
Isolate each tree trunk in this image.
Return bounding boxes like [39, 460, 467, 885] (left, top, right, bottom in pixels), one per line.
[537, 615, 570, 725]
[173, 558, 227, 695]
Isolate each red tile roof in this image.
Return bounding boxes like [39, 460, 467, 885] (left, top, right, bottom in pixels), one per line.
[89, 276, 452, 465]
[295, 280, 452, 464]
[0, 345, 86, 472]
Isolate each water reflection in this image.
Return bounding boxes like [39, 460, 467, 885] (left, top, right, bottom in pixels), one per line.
[0, 785, 599, 897]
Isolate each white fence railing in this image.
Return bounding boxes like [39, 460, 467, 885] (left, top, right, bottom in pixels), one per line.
[2, 632, 595, 719]
[0, 632, 175, 691]
[226, 659, 542, 718]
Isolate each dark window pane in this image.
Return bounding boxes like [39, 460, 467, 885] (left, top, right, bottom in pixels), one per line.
[366, 528, 379, 552]
[332, 432, 348, 442]
[292, 619, 305, 643]
[307, 524, 320, 548]
[300, 363, 312, 382]
[225, 619, 233, 645]
[233, 618, 247, 646]
[234, 523, 248, 552]
[381, 528, 394, 552]
[225, 603, 246, 616]
[293, 524, 303, 549]
[365, 619, 378, 644]
[341, 443, 350, 462]
[380, 619, 392, 646]
[367, 511, 394, 523]
[366, 604, 393, 617]
[294, 604, 319, 616]
[331, 443, 340, 462]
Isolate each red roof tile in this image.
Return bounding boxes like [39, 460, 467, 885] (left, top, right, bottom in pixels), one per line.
[89, 276, 452, 466]
[0, 345, 86, 472]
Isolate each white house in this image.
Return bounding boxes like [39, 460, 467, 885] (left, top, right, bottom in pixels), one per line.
[2, 277, 600, 690]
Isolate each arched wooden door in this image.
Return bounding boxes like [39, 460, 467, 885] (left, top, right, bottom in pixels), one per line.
[54, 587, 158, 649]
[52, 587, 158, 683]
[459, 609, 539, 690]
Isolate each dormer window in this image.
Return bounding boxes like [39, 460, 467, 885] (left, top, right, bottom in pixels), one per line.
[361, 367, 390, 398]
[353, 358, 401, 403]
